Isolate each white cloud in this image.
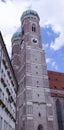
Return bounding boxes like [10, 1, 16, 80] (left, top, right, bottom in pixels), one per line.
[51, 61, 58, 70]
[4, 33, 12, 57]
[46, 58, 58, 70]
[46, 58, 51, 63]
[0, 0, 64, 55]
[0, 0, 31, 54]
[50, 32, 64, 50]
[43, 43, 49, 49]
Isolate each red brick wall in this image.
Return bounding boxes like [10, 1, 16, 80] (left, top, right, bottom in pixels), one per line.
[48, 71, 64, 97]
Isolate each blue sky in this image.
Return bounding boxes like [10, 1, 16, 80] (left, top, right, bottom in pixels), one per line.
[0, 0, 64, 72]
[41, 26, 64, 72]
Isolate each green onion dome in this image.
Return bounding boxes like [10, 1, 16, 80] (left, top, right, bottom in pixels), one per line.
[11, 31, 21, 41]
[21, 10, 40, 21]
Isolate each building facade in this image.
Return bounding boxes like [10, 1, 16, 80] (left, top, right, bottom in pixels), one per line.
[0, 32, 18, 130]
[48, 71, 64, 130]
[11, 10, 55, 130]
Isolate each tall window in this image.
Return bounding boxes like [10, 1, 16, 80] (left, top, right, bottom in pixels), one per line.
[0, 116, 2, 130]
[32, 24, 36, 32]
[56, 99, 63, 130]
[22, 30, 24, 35]
[22, 27, 24, 35]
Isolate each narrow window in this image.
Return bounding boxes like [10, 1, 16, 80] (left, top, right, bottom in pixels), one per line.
[37, 81, 39, 83]
[22, 27, 24, 35]
[32, 24, 36, 32]
[56, 99, 63, 130]
[38, 112, 41, 117]
[36, 72, 38, 74]
[0, 116, 2, 130]
[22, 30, 24, 35]
[37, 94, 39, 97]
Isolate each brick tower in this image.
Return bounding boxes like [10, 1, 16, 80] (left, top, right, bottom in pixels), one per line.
[11, 10, 54, 130]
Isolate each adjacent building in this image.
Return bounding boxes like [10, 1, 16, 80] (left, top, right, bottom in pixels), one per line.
[0, 32, 18, 130]
[48, 70, 64, 130]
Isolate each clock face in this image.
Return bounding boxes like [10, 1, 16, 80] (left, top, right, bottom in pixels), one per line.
[32, 38, 38, 44]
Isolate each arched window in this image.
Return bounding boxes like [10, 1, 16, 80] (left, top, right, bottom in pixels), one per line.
[32, 24, 36, 32]
[22, 27, 24, 35]
[38, 124, 43, 130]
[56, 99, 63, 130]
[22, 29, 24, 35]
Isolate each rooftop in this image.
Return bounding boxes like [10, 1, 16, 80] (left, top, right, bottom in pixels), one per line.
[11, 31, 21, 41]
[21, 10, 40, 21]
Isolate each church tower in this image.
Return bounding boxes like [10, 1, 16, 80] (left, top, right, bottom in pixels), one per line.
[11, 10, 54, 130]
